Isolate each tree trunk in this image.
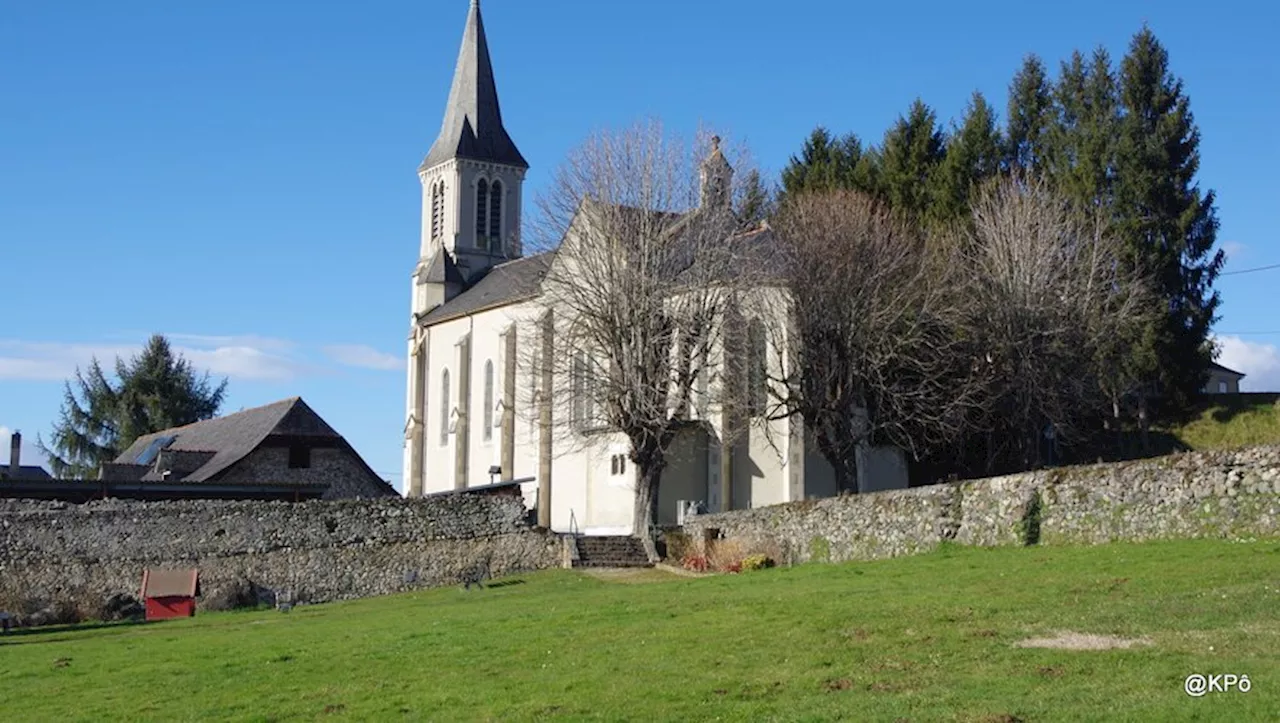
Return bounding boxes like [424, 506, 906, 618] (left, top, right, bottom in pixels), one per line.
[1137, 393, 1150, 454]
[633, 462, 663, 563]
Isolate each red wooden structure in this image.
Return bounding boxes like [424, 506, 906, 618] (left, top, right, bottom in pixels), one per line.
[140, 569, 200, 621]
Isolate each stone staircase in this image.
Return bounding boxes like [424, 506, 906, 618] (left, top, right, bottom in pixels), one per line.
[572, 536, 653, 568]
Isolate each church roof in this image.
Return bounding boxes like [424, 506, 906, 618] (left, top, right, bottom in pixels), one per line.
[421, 1, 528, 171]
[420, 252, 553, 325]
[418, 250, 466, 285]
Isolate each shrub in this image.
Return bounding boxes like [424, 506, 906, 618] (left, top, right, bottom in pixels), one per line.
[741, 554, 774, 571]
[681, 554, 710, 572]
[662, 530, 694, 562]
[707, 538, 749, 573]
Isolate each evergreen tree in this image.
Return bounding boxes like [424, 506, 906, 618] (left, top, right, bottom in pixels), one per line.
[39, 334, 228, 478]
[735, 168, 777, 229]
[780, 127, 866, 196]
[1049, 48, 1120, 209]
[1005, 55, 1054, 172]
[929, 91, 1003, 227]
[1112, 27, 1224, 415]
[879, 99, 946, 221]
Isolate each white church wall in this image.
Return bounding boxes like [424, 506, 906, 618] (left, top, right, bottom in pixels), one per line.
[422, 315, 471, 494]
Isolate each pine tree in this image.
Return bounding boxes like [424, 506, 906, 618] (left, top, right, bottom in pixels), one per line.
[1005, 55, 1054, 172]
[39, 334, 228, 478]
[929, 91, 1003, 227]
[1049, 48, 1120, 209]
[780, 127, 866, 196]
[735, 169, 777, 229]
[1113, 27, 1224, 416]
[879, 99, 946, 221]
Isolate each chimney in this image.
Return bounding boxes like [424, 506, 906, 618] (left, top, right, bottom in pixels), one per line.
[8, 431, 19, 478]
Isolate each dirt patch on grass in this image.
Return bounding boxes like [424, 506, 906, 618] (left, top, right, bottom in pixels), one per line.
[1014, 631, 1152, 650]
[580, 568, 684, 584]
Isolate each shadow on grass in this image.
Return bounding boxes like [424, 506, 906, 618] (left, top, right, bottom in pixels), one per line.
[0, 619, 144, 646]
[483, 579, 526, 589]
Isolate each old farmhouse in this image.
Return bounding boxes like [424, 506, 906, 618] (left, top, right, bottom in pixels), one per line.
[103, 397, 396, 500]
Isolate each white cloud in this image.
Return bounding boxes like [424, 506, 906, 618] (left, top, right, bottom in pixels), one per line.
[323, 344, 404, 371]
[0, 340, 138, 381]
[1216, 335, 1280, 392]
[0, 336, 308, 383]
[180, 345, 310, 382]
[1221, 240, 1247, 261]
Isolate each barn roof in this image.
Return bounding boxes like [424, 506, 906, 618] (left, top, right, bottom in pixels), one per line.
[113, 398, 339, 483]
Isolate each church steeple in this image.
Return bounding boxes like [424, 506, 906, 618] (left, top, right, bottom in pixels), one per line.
[414, 0, 528, 311]
[421, 0, 528, 171]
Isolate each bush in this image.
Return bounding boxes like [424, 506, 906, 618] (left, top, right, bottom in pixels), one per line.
[681, 554, 710, 572]
[662, 531, 694, 562]
[99, 593, 144, 622]
[741, 554, 775, 571]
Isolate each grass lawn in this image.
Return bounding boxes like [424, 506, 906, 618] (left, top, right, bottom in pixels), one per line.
[1171, 394, 1280, 451]
[2, 539, 1278, 722]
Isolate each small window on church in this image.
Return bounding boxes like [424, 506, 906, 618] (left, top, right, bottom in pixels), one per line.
[440, 369, 451, 446]
[431, 181, 444, 241]
[288, 446, 311, 469]
[747, 319, 767, 416]
[475, 179, 489, 247]
[483, 360, 495, 441]
[489, 180, 503, 249]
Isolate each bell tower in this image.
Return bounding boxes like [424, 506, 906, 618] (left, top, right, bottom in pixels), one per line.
[413, 0, 528, 319]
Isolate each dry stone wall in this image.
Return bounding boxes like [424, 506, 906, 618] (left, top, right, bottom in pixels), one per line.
[0, 494, 565, 617]
[684, 446, 1280, 564]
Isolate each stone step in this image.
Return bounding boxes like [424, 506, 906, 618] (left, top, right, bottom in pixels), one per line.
[573, 535, 651, 568]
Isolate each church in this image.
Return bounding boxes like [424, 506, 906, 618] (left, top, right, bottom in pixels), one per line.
[402, 1, 907, 535]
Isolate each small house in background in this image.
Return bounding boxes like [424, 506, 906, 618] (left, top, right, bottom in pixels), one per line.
[1, 431, 52, 481]
[1204, 362, 1246, 395]
[141, 568, 200, 621]
[101, 397, 398, 500]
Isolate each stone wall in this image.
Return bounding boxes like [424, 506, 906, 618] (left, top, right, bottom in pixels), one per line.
[0, 493, 565, 617]
[684, 446, 1280, 565]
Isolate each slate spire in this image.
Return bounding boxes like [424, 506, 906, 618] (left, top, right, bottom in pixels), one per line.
[421, 0, 528, 170]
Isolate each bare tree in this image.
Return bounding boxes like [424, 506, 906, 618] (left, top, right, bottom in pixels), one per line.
[967, 174, 1157, 470]
[765, 190, 986, 492]
[530, 120, 753, 560]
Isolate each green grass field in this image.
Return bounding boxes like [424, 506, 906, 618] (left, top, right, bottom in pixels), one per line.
[2, 539, 1278, 722]
[1171, 394, 1280, 451]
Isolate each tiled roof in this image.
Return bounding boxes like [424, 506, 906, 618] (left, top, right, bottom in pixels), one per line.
[113, 398, 337, 483]
[420, 252, 552, 325]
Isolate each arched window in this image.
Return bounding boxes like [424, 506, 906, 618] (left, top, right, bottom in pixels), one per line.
[475, 179, 489, 246]
[747, 320, 767, 416]
[483, 360, 494, 441]
[440, 369, 451, 446]
[488, 180, 503, 250]
[430, 182, 444, 241]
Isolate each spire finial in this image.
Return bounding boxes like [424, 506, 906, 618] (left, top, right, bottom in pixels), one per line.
[711, 135, 721, 151]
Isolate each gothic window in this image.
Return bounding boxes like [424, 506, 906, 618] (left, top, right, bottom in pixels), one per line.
[747, 319, 767, 416]
[475, 179, 489, 247]
[483, 360, 495, 441]
[489, 180, 503, 249]
[440, 369, 451, 446]
[571, 351, 595, 431]
[430, 181, 444, 241]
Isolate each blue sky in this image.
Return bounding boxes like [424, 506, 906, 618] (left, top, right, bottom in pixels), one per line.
[3, 0, 1278, 490]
